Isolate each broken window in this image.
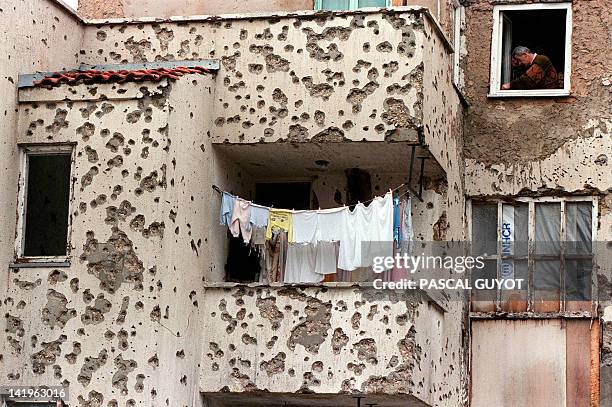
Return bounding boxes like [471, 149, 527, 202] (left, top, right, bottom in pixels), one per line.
[314, 0, 391, 10]
[17, 145, 73, 259]
[470, 197, 595, 314]
[489, 3, 572, 97]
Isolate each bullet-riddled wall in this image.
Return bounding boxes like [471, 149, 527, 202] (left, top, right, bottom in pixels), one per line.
[3, 76, 225, 406]
[0, 3, 468, 407]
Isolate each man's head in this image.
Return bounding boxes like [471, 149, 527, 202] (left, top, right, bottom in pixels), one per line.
[512, 46, 534, 66]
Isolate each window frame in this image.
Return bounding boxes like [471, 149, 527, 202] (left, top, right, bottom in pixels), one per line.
[14, 144, 75, 265]
[488, 2, 573, 98]
[452, 3, 464, 89]
[467, 196, 598, 315]
[314, 0, 392, 10]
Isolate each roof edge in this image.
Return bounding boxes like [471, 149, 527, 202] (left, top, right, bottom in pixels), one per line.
[49, 0, 86, 24]
[83, 5, 428, 25]
[18, 59, 219, 88]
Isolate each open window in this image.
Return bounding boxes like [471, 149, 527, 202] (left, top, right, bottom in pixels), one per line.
[15, 145, 74, 264]
[314, 0, 391, 10]
[489, 3, 572, 97]
[469, 197, 596, 314]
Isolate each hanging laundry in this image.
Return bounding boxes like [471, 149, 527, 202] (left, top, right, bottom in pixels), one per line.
[266, 230, 288, 283]
[317, 206, 350, 242]
[250, 203, 269, 228]
[314, 241, 338, 275]
[292, 211, 318, 244]
[392, 198, 413, 282]
[393, 195, 401, 248]
[338, 192, 394, 271]
[219, 192, 235, 227]
[285, 243, 324, 283]
[251, 226, 266, 246]
[400, 198, 413, 254]
[230, 198, 252, 243]
[265, 209, 293, 242]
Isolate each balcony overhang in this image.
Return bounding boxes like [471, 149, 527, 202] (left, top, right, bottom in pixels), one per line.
[213, 141, 445, 182]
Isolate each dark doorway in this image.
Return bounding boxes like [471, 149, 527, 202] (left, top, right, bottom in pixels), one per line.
[255, 182, 311, 210]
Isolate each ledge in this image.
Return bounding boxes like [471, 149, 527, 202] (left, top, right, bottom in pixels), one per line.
[10, 258, 71, 268]
[470, 311, 594, 319]
[84, 6, 428, 25]
[203, 282, 449, 312]
[18, 59, 219, 88]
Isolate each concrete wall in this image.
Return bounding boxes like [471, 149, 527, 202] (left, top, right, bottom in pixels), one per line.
[200, 284, 464, 405]
[79, 9, 428, 145]
[461, 0, 611, 403]
[0, 0, 83, 398]
[0, 0, 82, 279]
[2, 77, 223, 406]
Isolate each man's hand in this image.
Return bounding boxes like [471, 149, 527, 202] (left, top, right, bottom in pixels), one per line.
[501, 83, 511, 90]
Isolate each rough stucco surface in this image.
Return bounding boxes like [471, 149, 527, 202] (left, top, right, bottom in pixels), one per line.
[200, 286, 464, 405]
[2, 80, 466, 406]
[0, 0, 83, 398]
[0, 1, 82, 272]
[1, 78, 221, 406]
[462, 0, 611, 196]
[80, 10, 427, 145]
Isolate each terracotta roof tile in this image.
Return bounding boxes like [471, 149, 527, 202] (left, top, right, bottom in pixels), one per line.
[33, 66, 212, 87]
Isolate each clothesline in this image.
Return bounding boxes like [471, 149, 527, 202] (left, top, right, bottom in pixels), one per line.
[211, 183, 410, 211]
[217, 184, 415, 283]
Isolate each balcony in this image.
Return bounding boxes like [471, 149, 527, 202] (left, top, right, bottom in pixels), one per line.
[200, 284, 463, 406]
[78, 7, 461, 173]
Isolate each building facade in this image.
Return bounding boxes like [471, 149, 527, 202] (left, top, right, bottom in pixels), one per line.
[0, 0, 609, 406]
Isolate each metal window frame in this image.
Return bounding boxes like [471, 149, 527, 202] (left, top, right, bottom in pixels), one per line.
[468, 196, 597, 315]
[488, 2, 573, 98]
[14, 144, 76, 265]
[314, 0, 392, 10]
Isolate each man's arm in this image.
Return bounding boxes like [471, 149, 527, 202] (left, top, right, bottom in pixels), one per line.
[507, 63, 546, 90]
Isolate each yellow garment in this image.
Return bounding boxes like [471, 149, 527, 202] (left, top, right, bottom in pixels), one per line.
[265, 209, 293, 242]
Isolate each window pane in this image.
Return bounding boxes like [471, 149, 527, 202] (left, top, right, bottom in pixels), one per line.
[23, 154, 71, 256]
[358, 0, 387, 7]
[534, 260, 560, 293]
[566, 259, 592, 301]
[566, 202, 592, 254]
[472, 204, 497, 255]
[320, 0, 351, 10]
[535, 202, 561, 255]
[471, 259, 497, 302]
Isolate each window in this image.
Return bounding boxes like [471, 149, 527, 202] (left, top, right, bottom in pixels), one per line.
[452, 4, 464, 88]
[469, 197, 596, 314]
[314, 0, 391, 10]
[489, 3, 572, 97]
[15, 145, 74, 262]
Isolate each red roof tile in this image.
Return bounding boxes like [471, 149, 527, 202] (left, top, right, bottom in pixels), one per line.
[33, 66, 213, 87]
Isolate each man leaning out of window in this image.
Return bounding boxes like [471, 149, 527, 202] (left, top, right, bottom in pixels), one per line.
[502, 46, 560, 90]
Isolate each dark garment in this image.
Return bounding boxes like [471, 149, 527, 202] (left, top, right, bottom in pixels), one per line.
[509, 54, 560, 90]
